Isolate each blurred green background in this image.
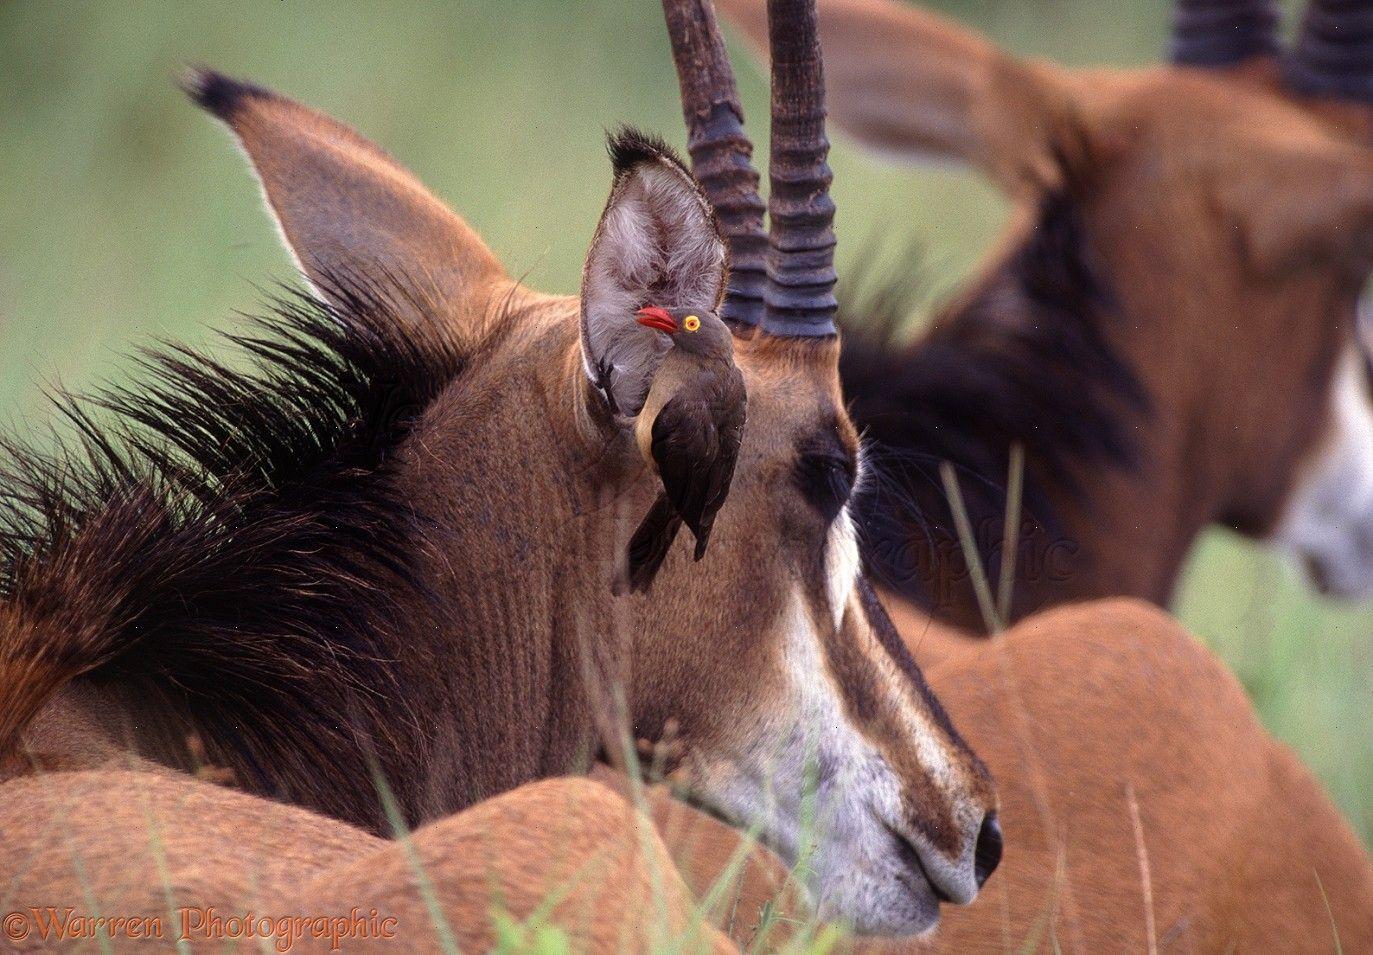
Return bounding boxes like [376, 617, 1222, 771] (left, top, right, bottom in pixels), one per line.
[1, 0, 1368, 842]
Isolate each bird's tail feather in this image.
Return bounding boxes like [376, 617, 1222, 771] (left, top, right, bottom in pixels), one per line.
[627, 495, 683, 593]
[692, 521, 714, 561]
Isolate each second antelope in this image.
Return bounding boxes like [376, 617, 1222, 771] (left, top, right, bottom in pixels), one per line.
[724, 0, 1373, 632]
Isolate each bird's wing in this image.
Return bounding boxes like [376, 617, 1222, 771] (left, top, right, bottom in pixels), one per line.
[650, 366, 746, 558]
[694, 368, 746, 555]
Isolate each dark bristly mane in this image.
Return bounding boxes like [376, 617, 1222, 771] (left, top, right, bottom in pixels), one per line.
[839, 192, 1149, 613]
[0, 270, 466, 831]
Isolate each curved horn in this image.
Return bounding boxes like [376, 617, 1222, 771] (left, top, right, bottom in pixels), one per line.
[762, 0, 837, 338]
[662, 0, 768, 330]
[1170, 0, 1280, 67]
[1285, 0, 1373, 103]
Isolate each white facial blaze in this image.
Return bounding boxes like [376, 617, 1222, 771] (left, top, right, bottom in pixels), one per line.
[690, 509, 982, 936]
[1274, 346, 1373, 598]
[825, 511, 863, 629]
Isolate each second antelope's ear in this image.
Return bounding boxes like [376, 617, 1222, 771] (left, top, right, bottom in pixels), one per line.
[580, 129, 726, 417]
[183, 69, 505, 331]
[1215, 125, 1373, 277]
[717, 0, 1080, 196]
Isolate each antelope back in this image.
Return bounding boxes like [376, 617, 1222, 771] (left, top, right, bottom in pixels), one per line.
[0, 770, 735, 952]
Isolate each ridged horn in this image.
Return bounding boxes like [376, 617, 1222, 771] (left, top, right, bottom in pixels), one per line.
[1285, 0, 1373, 103]
[761, 0, 837, 337]
[661, 0, 769, 330]
[1170, 0, 1281, 67]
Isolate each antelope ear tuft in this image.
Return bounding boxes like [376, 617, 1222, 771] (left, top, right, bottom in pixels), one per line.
[607, 127, 681, 176]
[580, 129, 726, 417]
[180, 67, 272, 123]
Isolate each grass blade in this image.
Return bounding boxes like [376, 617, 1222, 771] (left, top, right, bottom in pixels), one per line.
[369, 761, 462, 955]
[1314, 869, 1344, 955]
[1125, 784, 1157, 955]
[940, 461, 1003, 633]
[997, 443, 1024, 625]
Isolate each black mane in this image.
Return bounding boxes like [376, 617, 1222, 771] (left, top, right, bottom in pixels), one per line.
[840, 193, 1149, 618]
[0, 271, 465, 829]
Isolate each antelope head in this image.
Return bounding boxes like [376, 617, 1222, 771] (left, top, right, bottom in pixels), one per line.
[181, 0, 998, 934]
[723, 0, 1373, 601]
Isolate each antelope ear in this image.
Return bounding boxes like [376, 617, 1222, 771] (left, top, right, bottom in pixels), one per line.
[183, 69, 505, 329]
[580, 129, 726, 417]
[717, 0, 1078, 196]
[1216, 126, 1373, 276]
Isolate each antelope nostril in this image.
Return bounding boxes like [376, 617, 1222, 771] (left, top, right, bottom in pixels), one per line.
[975, 812, 1003, 888]
[884, 821, 955, 903]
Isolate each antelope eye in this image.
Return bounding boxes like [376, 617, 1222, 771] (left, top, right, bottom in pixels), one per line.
[796, 449, 856, 523]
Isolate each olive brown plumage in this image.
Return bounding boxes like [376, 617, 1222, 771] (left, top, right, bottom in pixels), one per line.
[626, 306, 746, 592]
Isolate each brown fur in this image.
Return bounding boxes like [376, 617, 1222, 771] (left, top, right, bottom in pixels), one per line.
[6, 601, 1369, 949]
[0, 771, 733, 952]
[722, 0, 1373, 631]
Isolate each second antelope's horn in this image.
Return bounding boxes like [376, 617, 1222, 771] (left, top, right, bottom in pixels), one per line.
[1170, 0, 1281, 67]
[1285, 0, 1373, 103]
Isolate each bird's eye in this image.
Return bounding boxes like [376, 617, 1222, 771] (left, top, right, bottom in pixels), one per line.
[795, 450, 856, 523]
[683, 315, 701, 332]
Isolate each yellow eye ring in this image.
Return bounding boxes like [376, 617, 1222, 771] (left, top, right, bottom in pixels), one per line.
[683, 315, 701, 332]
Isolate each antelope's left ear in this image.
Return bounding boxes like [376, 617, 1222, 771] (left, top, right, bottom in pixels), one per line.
[580, 129, 726, 417]
[182, 68, 506, 332]
[1217, 125, 1373, 277]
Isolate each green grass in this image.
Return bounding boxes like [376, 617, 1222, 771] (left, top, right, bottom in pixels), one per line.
[0, 0, 1368, 857]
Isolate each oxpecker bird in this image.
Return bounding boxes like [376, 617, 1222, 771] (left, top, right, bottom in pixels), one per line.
[626, 305, 746, 592]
